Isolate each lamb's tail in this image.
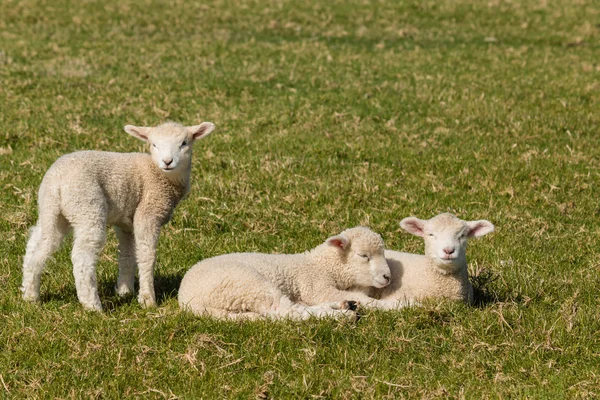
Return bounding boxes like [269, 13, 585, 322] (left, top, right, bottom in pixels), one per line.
[36, 173, 64, 230]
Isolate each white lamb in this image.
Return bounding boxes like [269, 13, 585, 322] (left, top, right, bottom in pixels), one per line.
[21, 121, 215, 311]
[178, 227, 395, 320]
[373, 213, 494, 305]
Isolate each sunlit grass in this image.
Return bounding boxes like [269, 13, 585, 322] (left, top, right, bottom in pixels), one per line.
[1, 0, 599, 397]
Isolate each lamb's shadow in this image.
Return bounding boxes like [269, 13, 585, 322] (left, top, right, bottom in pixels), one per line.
[40, 288, 78, 304]
[470, 268, 518, 308]
[35, 271, 183, 312]
[154, 272, 184, 304]
[96, 272, 184, 312]
[39, 285, 132, 311]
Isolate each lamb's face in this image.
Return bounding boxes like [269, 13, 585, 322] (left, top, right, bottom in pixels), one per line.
[400, 213, 494, 274]
[327, 227, 391, 289]
[351, 243, 391, 289]
[124, 121, 215, 175]
[423, 214, 470, 272]
[148, 127, 193, 173]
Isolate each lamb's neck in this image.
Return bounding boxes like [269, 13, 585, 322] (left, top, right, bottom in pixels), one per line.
[330, 260, 353, 289]
[427, 258, 472, 303]
[429, 257, 468, 277]
[308, 245, 352, 289]
[161, 160, 192, 196]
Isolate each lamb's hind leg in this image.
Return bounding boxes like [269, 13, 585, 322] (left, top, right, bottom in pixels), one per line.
[114, 227, 136, 297]
[71, 222, 106, 311]
[21, 214, 70, 302]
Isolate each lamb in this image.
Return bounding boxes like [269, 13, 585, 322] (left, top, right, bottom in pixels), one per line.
[372, 213, 494, 306]
[178, 227, 396, 320]
[21, 121, 215, 311]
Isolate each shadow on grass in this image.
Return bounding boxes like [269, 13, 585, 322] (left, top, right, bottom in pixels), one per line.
[96, 272, 184, 311]
[37, 272, 185, 312]
[471, 268, 522, 308]
[155, 272, 184, 304]
[40, 288, 77, 305]
[40, 283, 134, 312]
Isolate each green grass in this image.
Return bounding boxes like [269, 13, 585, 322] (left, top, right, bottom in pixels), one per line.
[1, 0, 599, 397]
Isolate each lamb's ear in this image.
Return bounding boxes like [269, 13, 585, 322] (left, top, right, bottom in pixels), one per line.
[124, 125, 151, 142]
[326, 234, 350, 251]
[465, 220, 495, 238]
[400, 217, 426, 237]
[188, 122, 215, 141]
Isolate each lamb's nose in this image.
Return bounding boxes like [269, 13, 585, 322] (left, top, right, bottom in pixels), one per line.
[383, 274, 390, 282]
[164, 158, 173, 166]
[443, 247, 455, 255]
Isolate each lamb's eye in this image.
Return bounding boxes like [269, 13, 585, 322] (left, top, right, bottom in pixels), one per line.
[428, 233, 434, 237]
[358, 253, 369, 260]
[181, 141, 188, 147]
[152, 143, 157, 148]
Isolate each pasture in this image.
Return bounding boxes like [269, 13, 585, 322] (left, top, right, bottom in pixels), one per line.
[1, 0, 599, 397]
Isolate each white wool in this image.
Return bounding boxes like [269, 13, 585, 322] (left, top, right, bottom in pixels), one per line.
[21, 121, 215, 311]
[373, 213, 494, 305]
[178, 227, 396, 320]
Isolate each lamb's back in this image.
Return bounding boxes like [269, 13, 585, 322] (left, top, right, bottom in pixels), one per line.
[42, 151, 151, 227]
[181, 252, 307, 301]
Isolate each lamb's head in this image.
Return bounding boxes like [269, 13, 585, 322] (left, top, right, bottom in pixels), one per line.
[124, 121, 215, 175]
[325, 227, 391, 289]
[400, 213, 494, 274]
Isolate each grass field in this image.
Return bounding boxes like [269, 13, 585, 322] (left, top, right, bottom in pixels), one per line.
[1, 0, 599, 397]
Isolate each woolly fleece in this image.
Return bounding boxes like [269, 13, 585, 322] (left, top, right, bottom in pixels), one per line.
[21, 121, 215, 311]
[178, 227, 394, 320]
[373, 213, 494, 305]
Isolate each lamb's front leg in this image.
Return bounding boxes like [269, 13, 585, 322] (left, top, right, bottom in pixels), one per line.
[115, 226, 136, 297]
[311, 288, 412, 311]
[269, 297, 358, 321]
[133, 219, 161, 308]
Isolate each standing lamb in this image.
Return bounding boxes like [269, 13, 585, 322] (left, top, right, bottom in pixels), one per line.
[21, 121, 215, 311]
[178, 227, 395, 320]
[372, 213, 494, 306]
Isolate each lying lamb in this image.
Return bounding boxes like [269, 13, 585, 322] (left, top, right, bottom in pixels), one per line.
[178, 227, 394, 320]
[372, 213, 494, 306]
[21, 121, 215, 311]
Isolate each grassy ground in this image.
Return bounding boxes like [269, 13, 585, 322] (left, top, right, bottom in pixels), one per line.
[1, 0, 599, 397]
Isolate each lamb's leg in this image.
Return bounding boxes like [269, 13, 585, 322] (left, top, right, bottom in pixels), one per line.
[133, 220, 161, 308]
[195, 307, 263, 321]
[114, 227, 136, 297]
[21, 214, 70, 302]
[195, 304, 356, 321]
[266, 297, 358, 321]
[71, 224, 106, 311]
[310, 289, 412, 311]
[316, 300, 359, 311]
[213, 277, 358, 320]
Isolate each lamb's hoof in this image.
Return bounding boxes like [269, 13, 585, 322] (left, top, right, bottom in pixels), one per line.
[22, 293, 40, 303]
[341, 300, 358, 311]
[341, 309, 360, 322]
[115, 285, 135, 298]
[138, 293, 157, 308]
[81, 302, 103, 312]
